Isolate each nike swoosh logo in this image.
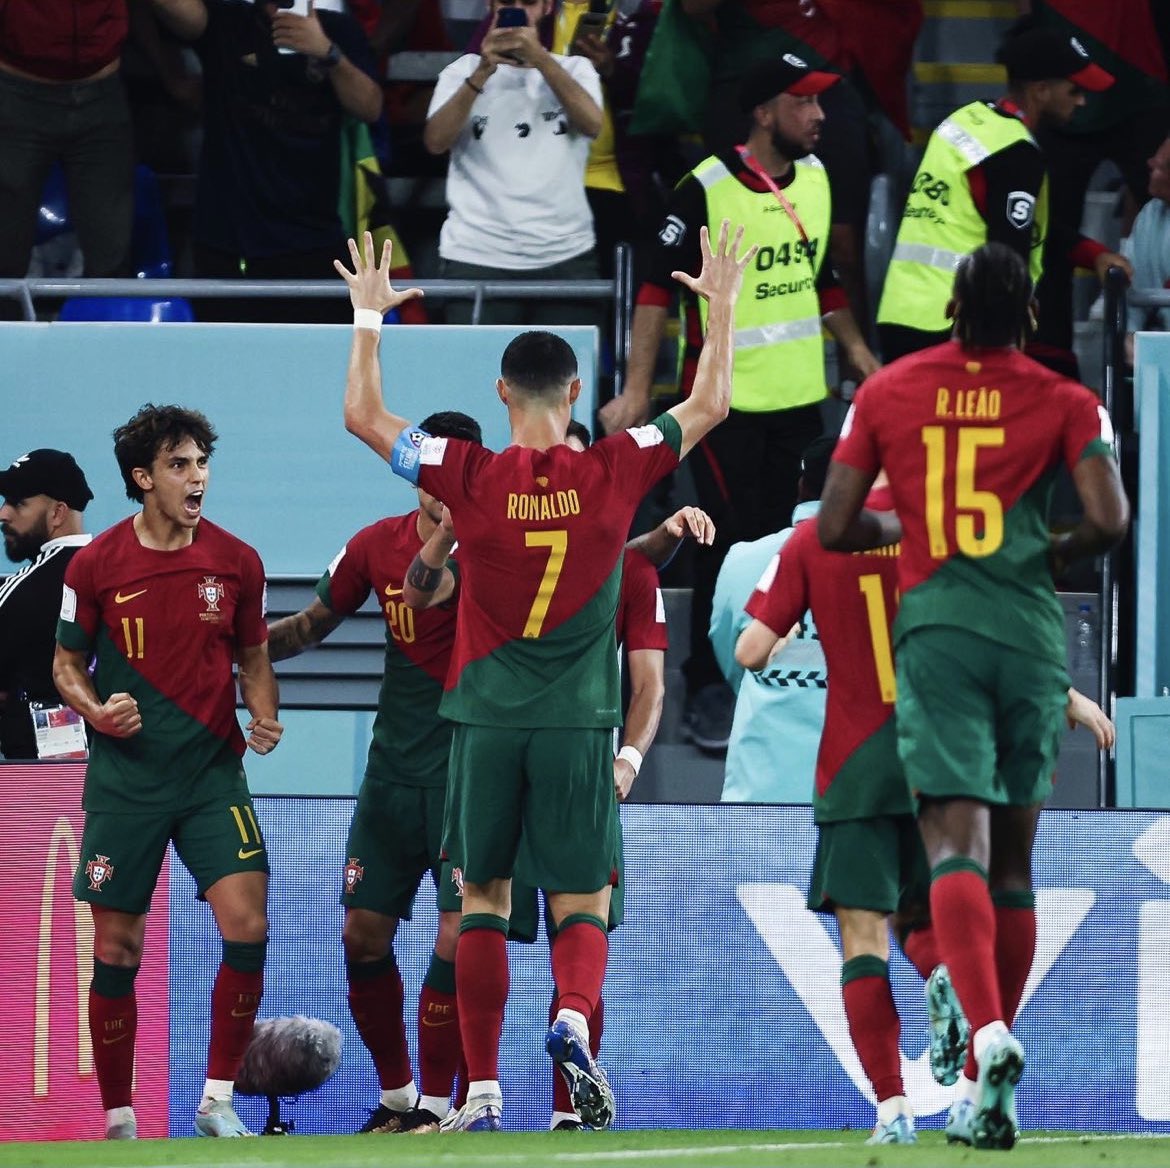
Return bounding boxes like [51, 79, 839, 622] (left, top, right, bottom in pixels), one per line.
[238, 847, 264, 860]
[114, 589, 148, 604]
[385, 587, 404, 597]
[230, 1008, 257, 1018]
[102, 1033, 130, 1045]
[421, 1017, 455, 1028]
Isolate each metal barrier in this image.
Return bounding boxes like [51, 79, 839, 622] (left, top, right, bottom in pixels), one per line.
[0, 247, 634, 395]
[1099, 274, 1170, 802]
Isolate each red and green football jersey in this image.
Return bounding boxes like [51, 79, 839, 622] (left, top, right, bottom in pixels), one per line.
[746, 491, 910, 821]
[617, 548, 668, 654]
[412, 415, 681, 727]
[56, 517, 269, 811]
[834, 341, 1115, 663]
[317, 510, 459, 787]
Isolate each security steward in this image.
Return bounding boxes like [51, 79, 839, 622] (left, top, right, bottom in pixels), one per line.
[878, 19, 1132, 364]
[598, 56, 879, 754]
[0, 449, 93, 759]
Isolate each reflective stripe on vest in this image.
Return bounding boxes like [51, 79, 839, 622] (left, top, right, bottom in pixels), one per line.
[878, 102, 1046, 335]
[890, 241, 965, 272]
[736, 317, 823, 348]
[693, 153, 830, 412]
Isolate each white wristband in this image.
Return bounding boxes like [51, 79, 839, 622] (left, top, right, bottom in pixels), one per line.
[353, 308, 384, 334]
[616, 745, 643, 776]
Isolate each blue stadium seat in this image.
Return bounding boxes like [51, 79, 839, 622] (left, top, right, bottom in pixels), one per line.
[57, 297, 195, 323]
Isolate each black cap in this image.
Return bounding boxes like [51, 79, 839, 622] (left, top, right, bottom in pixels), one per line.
[0, 449, 93, 510]
[996, 26, 1113, 91]
[739, 54, 841, 113]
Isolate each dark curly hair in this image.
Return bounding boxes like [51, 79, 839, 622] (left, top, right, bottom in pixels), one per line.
[951, 243, 1034, 350]
[113, 404, 218, 502]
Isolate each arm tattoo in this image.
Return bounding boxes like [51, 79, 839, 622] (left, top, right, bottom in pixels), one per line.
[406, 555, 444, 593]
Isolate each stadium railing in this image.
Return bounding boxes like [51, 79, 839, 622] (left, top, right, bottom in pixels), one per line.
[0, 248, 636, 395]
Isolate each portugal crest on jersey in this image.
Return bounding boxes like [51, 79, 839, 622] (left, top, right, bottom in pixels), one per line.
[86, 854, 115, 892]
[343, 857, 365, 893]
[198, 576, 223, 611]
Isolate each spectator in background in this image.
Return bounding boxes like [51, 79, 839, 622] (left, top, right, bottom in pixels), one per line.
[877, 19, 1132, 363]
[0, 451, 94, 761]
[150, 0, 383, 322]
[423, 0, 603, 325]
[1121, 135, 1170, 363]
[0, 0, 133, 286]
[1021, 1, 1170, 376]
[603, 58, 878, 754]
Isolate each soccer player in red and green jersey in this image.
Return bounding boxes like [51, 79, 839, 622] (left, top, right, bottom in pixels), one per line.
[52, 404, 282, 1140]
[818, 243, 1129, 1149]
[333, 221, 754, 1130]
[266, 411, 482, 1134]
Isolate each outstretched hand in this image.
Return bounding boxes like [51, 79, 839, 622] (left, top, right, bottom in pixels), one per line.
[671, 220, 758, 304]
[334, 231, 424, 316]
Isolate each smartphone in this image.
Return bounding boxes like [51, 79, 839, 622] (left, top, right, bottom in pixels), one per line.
[570, 10, 608, 53]
[496, 6, 529, 28]
[275, 0, 311, 55]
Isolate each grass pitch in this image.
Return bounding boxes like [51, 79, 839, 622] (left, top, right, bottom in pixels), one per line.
[3, 1129, 1170, 1168]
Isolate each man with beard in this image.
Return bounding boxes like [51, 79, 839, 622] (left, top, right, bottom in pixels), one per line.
[599, 56, 879, 754]
[0, 449, 93, 759]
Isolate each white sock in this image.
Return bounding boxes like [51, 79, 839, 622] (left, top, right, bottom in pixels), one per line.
[875, 1095, 910, 1126]
[961, 1074, 980, 1103]
[468, 1078, 502, 1102]
[555, 1007, 589, 1039]
[380, 1082, 417, 1112]
[418, 1093, 450, 1118]
[972, 1020, 1010, 1065]
[199, 1079, 234, 1109]
[106, 1106, 135, 1130]
[550, 1109, 579, 1129]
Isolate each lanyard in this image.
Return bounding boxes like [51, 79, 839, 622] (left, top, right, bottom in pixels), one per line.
[736, 145, 811, 249]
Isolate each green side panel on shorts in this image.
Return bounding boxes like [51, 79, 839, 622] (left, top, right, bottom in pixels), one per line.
[81, 627, 245, 812]
[440, 560, 624, 728]
[815, 717, 911, 823]
[894, 474, 1066, 664]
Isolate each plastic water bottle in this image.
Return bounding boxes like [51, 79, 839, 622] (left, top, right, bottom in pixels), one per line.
[1074, 603, 1094, 672]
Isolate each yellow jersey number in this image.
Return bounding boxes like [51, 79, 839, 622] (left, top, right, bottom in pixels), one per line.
[523, 530, 567, 639]
[922, 425, 1005, 558]
[858, 574, 897, 704]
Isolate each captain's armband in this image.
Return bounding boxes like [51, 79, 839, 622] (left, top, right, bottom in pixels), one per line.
[390, 425, 431, 485]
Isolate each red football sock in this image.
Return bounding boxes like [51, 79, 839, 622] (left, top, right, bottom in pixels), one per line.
[841, 958, 903, 1103]
[456, 922, 509, 1083]
[89, 990, 137, 1110]
[930, 865, 1003, 1040]
[901, 924, 941, 981]
[995, 904, 1037, 1027]
[551, 919, 608, 1020]
[346, 955, 411, 1090]
[417, 983, 460, 1100]
[207, 964, 263, 1081]
[455, 1052, 469, 1108]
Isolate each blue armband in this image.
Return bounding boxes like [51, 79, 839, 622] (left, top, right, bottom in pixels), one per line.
[390, 426, 431, 485]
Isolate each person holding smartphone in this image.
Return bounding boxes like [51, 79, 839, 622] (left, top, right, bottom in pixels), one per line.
[422, 0, 604, 326]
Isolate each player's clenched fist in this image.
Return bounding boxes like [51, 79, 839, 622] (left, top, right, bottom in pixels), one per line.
[96, 692, 142, 738]
[246, 716, 283, 755]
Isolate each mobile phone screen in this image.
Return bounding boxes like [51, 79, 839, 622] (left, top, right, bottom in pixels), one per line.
[496, 6, 529, 28]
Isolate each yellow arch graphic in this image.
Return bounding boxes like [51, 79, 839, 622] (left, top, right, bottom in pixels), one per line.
[35, 816, 93, 1095]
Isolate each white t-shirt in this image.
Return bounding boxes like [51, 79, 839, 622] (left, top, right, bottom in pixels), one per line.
[428, 54, 602, 269]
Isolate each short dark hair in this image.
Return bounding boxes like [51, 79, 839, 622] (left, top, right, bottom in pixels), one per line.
[419, 411, 483, 445]
[500, 331, 578, 399]
[798, 433, 836, 502]
[951, 243, 1033, 349]
[565, 419, 592, 449]
[113, 404, 218, 502]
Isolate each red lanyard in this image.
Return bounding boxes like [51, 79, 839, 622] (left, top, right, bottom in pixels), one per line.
[736, 145, 811, 249]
